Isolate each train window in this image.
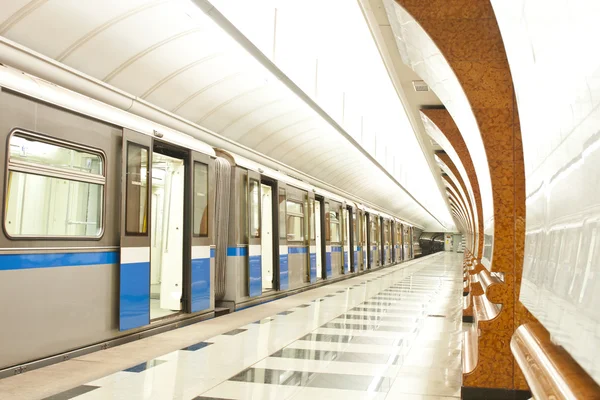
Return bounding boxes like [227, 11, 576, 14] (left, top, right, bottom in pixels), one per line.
[286, 200, 304, 241]
[125, 143, 148, 235]
[352, 213, 357, 242]
[371, 219, 377, 243]
[309, 198, 315, 240]
[249, 179, 260, 238]
[324, 203, 330, 241]
[193, 162, 209, 237]
[330, 210, 340, 243]
[279, 189, 286, 239]
[5, 132, 105, 238]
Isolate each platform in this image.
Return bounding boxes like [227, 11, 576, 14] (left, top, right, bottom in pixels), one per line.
[0, 252, 463, 400]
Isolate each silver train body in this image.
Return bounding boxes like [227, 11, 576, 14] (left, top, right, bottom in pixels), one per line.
[0, 66, 415, 374]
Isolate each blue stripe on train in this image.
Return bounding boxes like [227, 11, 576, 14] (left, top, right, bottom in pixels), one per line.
[191, 257, 211, 312]
[289, 247, 308, 254]
[279, 254, 289, 290]
[0, 251, 118, 271]
[227, 247, 247, 256]
[119, 261, 150, 331]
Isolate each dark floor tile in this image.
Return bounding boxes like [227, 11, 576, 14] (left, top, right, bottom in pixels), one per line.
[296, 304, 311, 308]
[182, 342, 213, 351]
[325, 294, 336, 298]
[321, 322, 416, 333]
[271, 347, 402, 365]
[339, 314, 417, 323]
[278, 311, 294, 316]
[193, 397, 234, 400]
[222, 328, 247, 336]
[252, 318, 274, 324]
[298, 333, 402, 346]
[43, 385, 99, 400]
[124, 359, 167, 373]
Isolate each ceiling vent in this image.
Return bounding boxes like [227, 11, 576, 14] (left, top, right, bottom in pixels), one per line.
[412, 80, 430, 92]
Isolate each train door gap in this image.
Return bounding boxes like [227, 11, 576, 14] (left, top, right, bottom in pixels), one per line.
[315, 196, 325, 280]
[261, 180, 275, 292]
[150, 145, 186, 320]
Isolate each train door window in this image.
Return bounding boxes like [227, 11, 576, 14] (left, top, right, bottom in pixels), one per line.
[309, 198, 315, 240]
[193, 162, 208, 236]
[330, 210, 340, 243]
[324, 203, 331, 241]
[5, 132, 105, 238]
[249, 179, 261, 238]
[352, 212, 357, 243]
[315, 199, 322, 279]
[279, 189, 286, 239]
[150, 151, 185, 320]
[286, 200, 304, 241]
[261, 183, 273, 291]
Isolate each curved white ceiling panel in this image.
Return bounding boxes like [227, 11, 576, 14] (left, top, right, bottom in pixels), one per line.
[492, 0, 600, 383]
[383, 0, 493, 229]
[0, 0, 449, 230]
[420, 112, 478, 233]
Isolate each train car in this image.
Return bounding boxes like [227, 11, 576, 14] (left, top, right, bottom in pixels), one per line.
[0, 65, 217, 371]
[0, 65, 424, 371]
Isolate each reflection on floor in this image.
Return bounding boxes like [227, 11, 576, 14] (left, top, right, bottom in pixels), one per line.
[1, 252, 463, 400]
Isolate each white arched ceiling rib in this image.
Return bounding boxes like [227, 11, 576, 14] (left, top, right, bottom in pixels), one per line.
[0, 0, 448, 229]
[438, 162, 474, 235]
[492, 0, 600, 383]
[420, 112, 478, 232]
[383, 0, 493, 227]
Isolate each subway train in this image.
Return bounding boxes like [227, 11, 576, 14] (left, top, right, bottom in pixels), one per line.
[418, 232, 445, 256]
[0, 65, 417, 373]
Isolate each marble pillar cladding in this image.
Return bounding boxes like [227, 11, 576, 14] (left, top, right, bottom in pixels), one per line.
[395, 0, 531, 390]
[423, 109, 484, 259]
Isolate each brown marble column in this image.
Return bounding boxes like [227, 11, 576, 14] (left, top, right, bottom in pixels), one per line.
[395, 0, 532, 392]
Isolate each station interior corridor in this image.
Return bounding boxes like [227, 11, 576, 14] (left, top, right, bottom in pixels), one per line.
[1, 0, 600, 398]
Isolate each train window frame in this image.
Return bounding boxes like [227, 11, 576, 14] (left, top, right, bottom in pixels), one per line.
[278, 188, 287, 240]
[4, 129, 107, 240]
[125, 142, 149, 236]
[192, 161, 209, 238]
[330, 209, 341, 244]
[286, 199, 304, 242]
[249, 178, 261, 239]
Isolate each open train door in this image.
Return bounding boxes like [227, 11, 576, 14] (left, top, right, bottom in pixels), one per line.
[247, 170, 262, 297]
[119, 129, 152, 331]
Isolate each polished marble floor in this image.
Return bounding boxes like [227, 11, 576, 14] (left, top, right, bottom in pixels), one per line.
[0, 252, 463, 400]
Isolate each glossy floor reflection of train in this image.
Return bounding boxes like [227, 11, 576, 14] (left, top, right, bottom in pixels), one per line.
[4, 253, 463, 400]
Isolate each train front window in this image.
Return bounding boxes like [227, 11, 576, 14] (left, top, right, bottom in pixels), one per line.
[5, 132, 105, 238]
